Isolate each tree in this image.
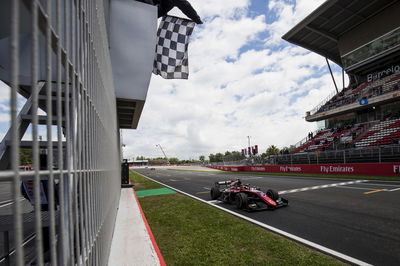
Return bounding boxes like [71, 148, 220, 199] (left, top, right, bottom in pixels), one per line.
[148, 157, 169, 165]
[288, 145, 296, 152]
[266, 145, 280, 156]
[215, 153, 223, 162]
[223, 150, 244, 161]
[280, 146, 295, 154]
[231, 151, 245, 160]
[209, 154, 215, 162]
[199, 155, 205, 162]
[20, 149, 32, 165]
[168, 157, 179, 165]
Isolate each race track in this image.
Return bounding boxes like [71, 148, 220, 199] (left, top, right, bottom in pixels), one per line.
[134, 167, 400, 266]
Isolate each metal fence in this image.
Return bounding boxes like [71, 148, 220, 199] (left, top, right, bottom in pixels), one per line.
[0, 0, 120, 265]
[270, 145, 400, 164]
[213, 145, 400, 166]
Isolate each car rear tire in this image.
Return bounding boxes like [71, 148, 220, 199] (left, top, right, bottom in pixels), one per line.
[266, 189, 279, 201]
[235, 192, 248, 209]
[210, 186, 221, 200]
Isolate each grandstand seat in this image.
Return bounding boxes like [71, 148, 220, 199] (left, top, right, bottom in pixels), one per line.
[355, 118, 400, 148]
[293, 128, 350, 153]
[315, 72, 400, 114]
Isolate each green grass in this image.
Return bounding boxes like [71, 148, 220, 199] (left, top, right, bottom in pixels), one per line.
[129, 170, 163, 191]
[140, 194, 346, 266]
[132, 171, 346, 265]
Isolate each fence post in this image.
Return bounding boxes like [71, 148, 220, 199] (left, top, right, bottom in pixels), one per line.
[379, 147, 381, 163]
[343, 150, 346, 163]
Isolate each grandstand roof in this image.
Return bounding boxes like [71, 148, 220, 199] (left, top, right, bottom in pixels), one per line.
[282, 0, 398, 67]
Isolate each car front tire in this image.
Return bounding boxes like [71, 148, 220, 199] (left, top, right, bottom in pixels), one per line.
[266, 189, 279, 201]
[210, 186, 221, 200]
[235, 192, 248, 209]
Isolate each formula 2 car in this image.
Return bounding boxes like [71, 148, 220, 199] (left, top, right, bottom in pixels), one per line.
[210, 179, 288, 211]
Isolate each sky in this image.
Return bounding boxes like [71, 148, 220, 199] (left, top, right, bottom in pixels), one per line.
[0, 0, 346, 161]
[121, 0, 346, 160]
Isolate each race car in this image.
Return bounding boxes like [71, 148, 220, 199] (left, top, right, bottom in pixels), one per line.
[210, 179, 288, 211]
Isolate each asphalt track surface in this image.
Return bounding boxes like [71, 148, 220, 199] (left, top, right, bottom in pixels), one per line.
[134, 168, 400, 266]
[0, 182, 35, 264]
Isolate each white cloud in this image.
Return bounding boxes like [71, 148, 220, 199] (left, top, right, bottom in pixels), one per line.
[0, 113, 9, 123]
[0, 81, 10, 103]
[266, 0, 326, 45]
[168, 0, 250, 20]
[191, 15, 267, 63]
[0, 1, 339, 161]
[121, 0, 346, 160]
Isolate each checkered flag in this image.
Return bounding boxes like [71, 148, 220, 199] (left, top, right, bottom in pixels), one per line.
[153, 16, 196, 79]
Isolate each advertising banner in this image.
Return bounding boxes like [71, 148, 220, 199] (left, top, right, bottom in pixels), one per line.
[208, 163, 400, 176]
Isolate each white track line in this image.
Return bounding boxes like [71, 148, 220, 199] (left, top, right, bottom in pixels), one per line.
[240, 177, 262, 180]
[136, 172, 371, 266]
[278, 180, 368, 195]
[336, 186, 376, 191]
[337, 185, 400, 192]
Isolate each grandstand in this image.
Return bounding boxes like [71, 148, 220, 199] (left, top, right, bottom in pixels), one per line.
[282, 0, 400, 163]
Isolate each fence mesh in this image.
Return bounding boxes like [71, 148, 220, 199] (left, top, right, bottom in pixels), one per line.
[0, 0, 120, 265]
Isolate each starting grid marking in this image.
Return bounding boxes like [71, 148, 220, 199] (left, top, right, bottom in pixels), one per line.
[363, 187, 400, 194]
[278, 180, 368, 195]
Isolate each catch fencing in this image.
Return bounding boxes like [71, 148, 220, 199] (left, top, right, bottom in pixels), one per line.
[213, 144, 400, 166]
[0, 0, 120, 265]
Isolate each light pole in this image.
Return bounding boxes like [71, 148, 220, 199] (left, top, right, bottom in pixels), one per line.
[247, 136, 251, 157]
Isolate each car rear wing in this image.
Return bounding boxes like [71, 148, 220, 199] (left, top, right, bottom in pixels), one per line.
[215, 180, 232, 186]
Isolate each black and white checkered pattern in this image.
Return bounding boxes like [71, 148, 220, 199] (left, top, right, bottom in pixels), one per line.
[153, 16, 196, 79]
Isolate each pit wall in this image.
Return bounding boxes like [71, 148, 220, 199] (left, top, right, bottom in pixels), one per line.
[207, 163, 400, 177]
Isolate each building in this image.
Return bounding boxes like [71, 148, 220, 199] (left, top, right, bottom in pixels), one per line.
[282, 0, 400, 155]
[129, 159, 149, 167]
